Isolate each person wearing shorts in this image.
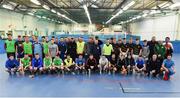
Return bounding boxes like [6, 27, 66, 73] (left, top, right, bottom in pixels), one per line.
[15, 35, 24, 61]
[161, 55, 175, 80]
[52, 55, 63, 74]
[19, 54, 31, 75]
[5, 33, 16, 58]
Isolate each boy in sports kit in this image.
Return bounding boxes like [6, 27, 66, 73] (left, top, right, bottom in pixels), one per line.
[146, 54, 161, 77]
[15, 35, 24, 61]
[116, 55, 127, 75]
[86, 54, 98, 74]
[142, 40, 150, 62]
[19, 54, 31, 75]
[127, 38, 135, 55]
[161, 55, 175, 80]
[102, 39, 113, 60]
[109, 54, 117, 74]
[29, 53, 43, 78]
[75, 55, 86, 74]
[76, 37, 85, 56]
[98, 56, 109, 74]
[163, 37, 173, 57]
[135, 56, 146, 74]
[120, 38, 129, 57]
[49, 38, 59, 60]
[33, 37, 43, 58]
[5, 55, 19, 75]
[64, 55, 75, 74]
[52, 55, 63, 74]
[23, 36, 33, 59]
[5, 33, 16, 58]
[42, 36, 49, 58]
[58, 38, 67, 60]
[154, 40, 166, 63]
[43, 54, 52, 74]
[133, 38, 142, 61]
[125, 54, 135, 74]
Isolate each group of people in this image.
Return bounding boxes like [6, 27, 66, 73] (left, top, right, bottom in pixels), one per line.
[4, 33, 175, 80]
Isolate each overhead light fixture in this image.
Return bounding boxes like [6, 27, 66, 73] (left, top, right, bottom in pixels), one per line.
[30, 0, 41, 5]
[42, 16, 46, 19]
[170, 2, 180, 9]
[36, 15, 41, 18]
[106, 0, 135, 24]
[123, 1, 135, 11]
[83, 5, 92, 24]
[28, 12, 34, 16]
[149, 10, 161, 15]
[42, 5, 50, 10]
[2, 4, 13, 10]
[142, 13, 148, 17]
[51, 9, 56, 13]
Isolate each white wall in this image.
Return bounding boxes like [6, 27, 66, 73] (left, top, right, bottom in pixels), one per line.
[129, 14, 179, 41]
[0, 9, 57, 38]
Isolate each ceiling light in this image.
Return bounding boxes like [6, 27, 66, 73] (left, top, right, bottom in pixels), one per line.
[42, 5, 50, 10]
[123, 1, 135, 11]
[142, 13, 148, 17]
[106, 1, 135, 24]
[28, 12, 34, 16]
[51, 9, 56, 13]
[36, 15, 41, 18]
[30, 0, 41, 5]
[2, 4, 13, 10]
[83, 5, 92, 24]
[170, 2, 180, 9]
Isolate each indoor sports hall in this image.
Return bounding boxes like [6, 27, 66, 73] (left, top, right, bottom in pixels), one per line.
[0, 0, 180, 97]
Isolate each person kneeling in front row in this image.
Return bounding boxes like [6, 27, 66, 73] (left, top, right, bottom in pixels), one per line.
[5, 55, 19, 76]
[29, 53, 43, 78]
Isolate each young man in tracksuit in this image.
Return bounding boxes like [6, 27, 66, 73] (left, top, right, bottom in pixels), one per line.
[142, 40, 150, 62]
[85, 54, 98, 74]
[58, 38, 67, 60]
[92, 40, 101, 64]
[5, 55, 19, 75]
[146, 54, 162, 77]
[29, 53, 43, 78]
[148, 36, 157, 59]
[4, 33, 16, 58]
[120, 38, 129, 57]
[154, 40, 166, 63]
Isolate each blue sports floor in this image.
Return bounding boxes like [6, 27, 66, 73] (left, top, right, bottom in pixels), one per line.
[0, 53, 180, 97]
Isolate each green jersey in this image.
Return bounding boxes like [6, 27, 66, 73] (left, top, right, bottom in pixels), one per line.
[53, 58, 63, 66]
[43, 42, 49, 54]
[21, 57, 31, 67]
[5, 40, 16, 52]
[43, 57, 52, 67]
[23, 42, 32, 54]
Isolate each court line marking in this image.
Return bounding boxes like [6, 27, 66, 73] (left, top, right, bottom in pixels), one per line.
[119, 82, 180, 94]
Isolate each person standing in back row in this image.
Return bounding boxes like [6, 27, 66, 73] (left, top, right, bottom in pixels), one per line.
[120, 38, 129, 57]
[23, 36, 33, 59]
[5, 33, 16, 58]
[148, 36, 157, 59]
[15, 35, 24, 61]
[49, 38, 59, 60]
[102, 39, 113, 61]
[76, 37, 85, 56]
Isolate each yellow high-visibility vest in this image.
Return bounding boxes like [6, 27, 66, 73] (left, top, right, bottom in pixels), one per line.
[76, 41, 85, 54]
